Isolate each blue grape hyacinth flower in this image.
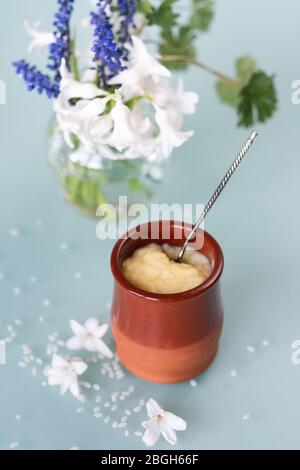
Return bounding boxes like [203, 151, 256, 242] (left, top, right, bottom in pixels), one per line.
[13, 0, 74, 99]
[91, 0, 125, 85]
[48, 0, 75, 82]
[13, 60, 59, 98]
[117, 0, 136, 50]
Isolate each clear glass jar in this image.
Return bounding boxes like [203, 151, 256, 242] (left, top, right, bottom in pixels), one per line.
[48, 126, 164, 218]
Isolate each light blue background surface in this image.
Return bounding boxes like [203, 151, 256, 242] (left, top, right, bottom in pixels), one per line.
[0, 0, 300, 450]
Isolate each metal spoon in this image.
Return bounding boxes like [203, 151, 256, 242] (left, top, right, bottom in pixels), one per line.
[176, 130, 258, 263]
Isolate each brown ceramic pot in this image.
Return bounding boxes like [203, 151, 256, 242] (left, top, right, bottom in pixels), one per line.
[110, 220, 224, 383]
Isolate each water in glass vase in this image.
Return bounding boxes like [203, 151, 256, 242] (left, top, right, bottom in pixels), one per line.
[48, 127, 164, 218]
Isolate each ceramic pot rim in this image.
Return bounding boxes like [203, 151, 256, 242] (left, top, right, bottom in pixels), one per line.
[110, 220, 224, 301]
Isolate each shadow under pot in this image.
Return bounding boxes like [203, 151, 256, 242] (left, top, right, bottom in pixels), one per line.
[110, 220, 224, 383]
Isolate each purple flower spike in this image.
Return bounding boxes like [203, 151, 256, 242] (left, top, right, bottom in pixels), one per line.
[13, 60, 59, 98]
[91, 0, 125, 85]
[48, 0, 75, 82]
[117, 0, 136, 51]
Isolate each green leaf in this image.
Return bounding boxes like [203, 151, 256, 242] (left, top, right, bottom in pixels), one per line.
[159, 27, 196, 70]
[189, 0, 214, 31]
[96, 186, 106, 206]
[125, 95, 145, 109]
[128, 178, 153, 198]
[215, 55, 256, 107]
[135, 0, 153, 16]
[237, 71, 277, 127]
[215, 80, 239, 107]
[148, 0, 178, 29]
[66, 176, 82, 204]
[215, 55, 277, 126]
[235, 55, 257, 85]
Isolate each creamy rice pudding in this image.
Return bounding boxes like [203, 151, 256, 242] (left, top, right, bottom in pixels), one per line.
[122, 243, 211, 294]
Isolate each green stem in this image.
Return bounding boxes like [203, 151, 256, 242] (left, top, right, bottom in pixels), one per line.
[70, 37, 80, 81]
[161, 55, 239, 86]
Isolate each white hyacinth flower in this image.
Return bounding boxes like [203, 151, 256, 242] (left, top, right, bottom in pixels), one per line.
[47, 354, 87, 399]
[67, 318, 113, 358]
[24, 21, 54, 54]
[142, 399, 187, 447]
[54, 40, 198, 161]
[154, 105, 193, 158]
[54, 59, 111, 148]
[107, 95, 145, 152]
[110, 36, 171, 87]
[171, 78, 199, 115]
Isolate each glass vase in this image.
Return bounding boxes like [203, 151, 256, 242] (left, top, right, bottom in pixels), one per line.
[48, 126, 163, 218]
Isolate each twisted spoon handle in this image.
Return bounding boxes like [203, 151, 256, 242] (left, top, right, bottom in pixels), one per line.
[177, 130, 258, 263]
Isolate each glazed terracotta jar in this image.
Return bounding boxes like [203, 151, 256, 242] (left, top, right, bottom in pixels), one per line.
[110, 220, 224, 383]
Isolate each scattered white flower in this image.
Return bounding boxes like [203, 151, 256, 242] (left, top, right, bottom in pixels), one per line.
[246, 345, 256, 353]
[261, 340, 270, 347]
[230, 369, 237, 377]
[189, 379, 197, 387]
[46, 354, 87, 399]
[13, 287, 21, 296]
[29, 276, 37, 283]
[24, 21, 54, 54]
[66, 318, 113, 358]
[142, 398, 187, 447]
[0, 272, 3, 280]
[43, 299, 51, 307]
[74, 271, 82, 280]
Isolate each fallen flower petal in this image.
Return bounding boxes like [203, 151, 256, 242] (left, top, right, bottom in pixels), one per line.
[46, 354, 87, 399]
[142, 398, 187, 447]
[67, 317, 113, 358]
